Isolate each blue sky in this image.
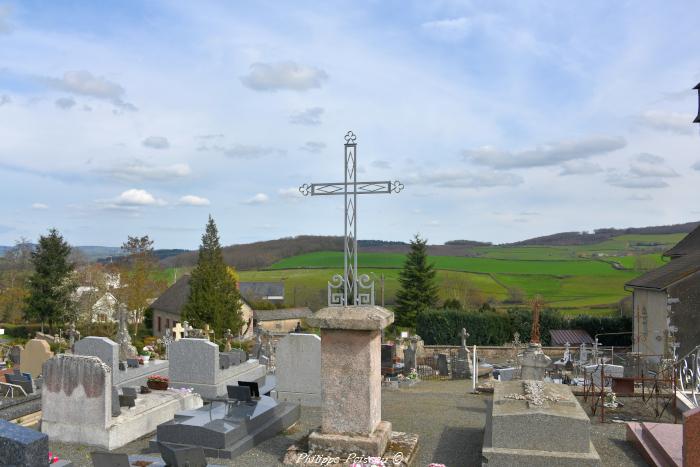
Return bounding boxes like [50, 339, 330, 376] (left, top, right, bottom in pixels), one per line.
[0, 1, 699, 249]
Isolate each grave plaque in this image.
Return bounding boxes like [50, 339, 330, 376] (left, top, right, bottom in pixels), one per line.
[0, 419, 50, 467]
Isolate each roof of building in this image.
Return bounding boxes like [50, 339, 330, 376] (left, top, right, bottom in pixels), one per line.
[549, 329, 594, 345]
[254, 307, 313, 321]
[626, 251, 700, 290]
[664, 225, 700, 258]
[150, 275, 191, 315]
[239, 282, 284, 300]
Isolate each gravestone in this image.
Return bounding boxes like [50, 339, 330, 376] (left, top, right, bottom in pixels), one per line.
[482, 380, 601, 466]
[9, 344, 22, 365]
[584, 364, 624, 388]
[275, 333, 321, 406]
[521, 342, 552, 381]
[74, 337, 119, 373]
[0, 418, 51, 467]
[403, 340, 417, 374]
[437, 353, 449, 376]
[20, 339, 54, 378]
[453, 328, 471, 379]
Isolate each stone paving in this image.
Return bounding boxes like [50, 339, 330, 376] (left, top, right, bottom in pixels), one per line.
[49, 380, 648, 467]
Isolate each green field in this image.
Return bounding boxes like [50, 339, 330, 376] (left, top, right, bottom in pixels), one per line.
[159, 233, 685, 317]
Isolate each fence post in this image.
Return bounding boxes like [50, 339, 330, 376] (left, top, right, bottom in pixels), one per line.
[472, 345, 477, 393]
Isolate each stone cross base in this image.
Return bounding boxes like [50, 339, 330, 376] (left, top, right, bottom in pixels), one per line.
[520, 342, 552, 381]
[305, 306, 396, 456]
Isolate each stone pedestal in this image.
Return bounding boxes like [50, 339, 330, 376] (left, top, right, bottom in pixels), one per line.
[520, 343, 552, 381]
[306, 306, 393, 457]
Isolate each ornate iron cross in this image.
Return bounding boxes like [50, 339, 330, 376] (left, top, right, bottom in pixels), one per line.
[300, 131, 403, 306]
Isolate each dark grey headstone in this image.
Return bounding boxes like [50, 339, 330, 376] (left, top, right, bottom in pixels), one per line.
[381, 344, 395, 367]
[90, 451, 130, 467]
[126, 358, 140, 368]
[119, 394, 136, 408]
[403, 346, 416, 373]
[158, 442, 207, 467]
[227, 385, 251, 402]
[112, 387, 121, 417]
[9, 345, 22, 365]
[220, 353, 231, 370]
[437, 353, 449, 376]
[0, 418, 49, 467]
[122, 386, 138, 397]
[232, 348, 246, 364]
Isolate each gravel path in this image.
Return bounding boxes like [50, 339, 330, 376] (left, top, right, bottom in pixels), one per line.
[49, 380, 649, 467]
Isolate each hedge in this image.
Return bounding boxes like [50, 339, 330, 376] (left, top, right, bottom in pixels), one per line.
[416, 309, 632, 346]
[0, 323, 44, 338]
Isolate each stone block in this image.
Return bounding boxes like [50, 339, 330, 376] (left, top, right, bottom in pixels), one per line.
[684, 407, 700, 466]
[583, 364, 625, 387]
[169, 339, 218, 385]
[74, 336, 119, 373]
[308, 420, 392, 457]
[0, 418, 49, 467]
[276, 333, 321, 407]
[306, 306, 394, 331]
[19, 339, 53, 378]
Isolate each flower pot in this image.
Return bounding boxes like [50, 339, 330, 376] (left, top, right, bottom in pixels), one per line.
[147, 380, 168, 390]
[141, 355, 150, 363]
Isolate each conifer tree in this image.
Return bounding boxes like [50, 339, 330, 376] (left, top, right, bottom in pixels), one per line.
[394, 234, 439, 327]
[25, 228, 77, 332]
[183, 216, 243, 336]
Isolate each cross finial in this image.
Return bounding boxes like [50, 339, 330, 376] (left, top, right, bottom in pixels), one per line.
[344, 131, 356, 144]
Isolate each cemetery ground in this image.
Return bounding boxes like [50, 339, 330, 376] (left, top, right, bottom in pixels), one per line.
[44, 380, 651, 466]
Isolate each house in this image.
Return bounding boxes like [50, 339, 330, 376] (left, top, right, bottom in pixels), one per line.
[549, 329, 594, 347]
[254, 307, 313, 333]
[149, 275, 254, 338]
[239, 282, 285, 304]
[626, 226, 700, 361]
[91, 292, 119, 322]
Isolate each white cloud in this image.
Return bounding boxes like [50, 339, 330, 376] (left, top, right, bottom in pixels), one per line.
[300, 141, 326, 153]
[0, 94, 10, 106]
[218, 144, 285, 159]
[115, 189, 166, 206]
[278, 187, 303, 200]
[606, 175, 669, 189]
[421, 17, 473, 41]
[628, 153, 678, 178]
[178, 195, 210, 206]
[627, 194, 652, 201]
[244, 193, 269, 205]
[240, 61, 328, 92]
[693, 161, 700, 171]
[0, 5, 12, 34]
[635, 110, 694, 135]
[31, 203, 48, 210]
[463, 136, 626, 169]
[43, 70, 137, 111]
[142, 136, 170, 149]
[406, 169, 523, 188]
[55, 97, 76, 109]
[105, 161, 191, 182]
[371, 160, 392, 170]
[559, 160, 603, 176]
[289, 107, 324, 125]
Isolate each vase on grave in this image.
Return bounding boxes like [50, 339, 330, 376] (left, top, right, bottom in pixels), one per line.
[147, 376, 169, 390]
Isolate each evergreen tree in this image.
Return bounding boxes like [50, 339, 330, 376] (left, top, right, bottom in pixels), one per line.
[182, 216, 243, 337]
[25, 228, 77, 332]
[394, 234, 439, 327]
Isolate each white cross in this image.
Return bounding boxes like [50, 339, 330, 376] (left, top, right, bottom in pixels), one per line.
[172, 322, 185, 341]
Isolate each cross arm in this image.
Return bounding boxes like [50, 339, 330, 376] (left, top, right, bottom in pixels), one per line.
[299, 180, 404, 196]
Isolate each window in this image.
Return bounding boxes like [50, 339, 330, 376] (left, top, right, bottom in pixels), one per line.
[158, 316, 162, 333]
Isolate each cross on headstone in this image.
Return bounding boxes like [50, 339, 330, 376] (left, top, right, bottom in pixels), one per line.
[158, 328, 173, 358]
[460, 328, 469, 348]
[203, 323, 215, 341]
[172, 323, 185, 341]
[299, 131, 403, 306]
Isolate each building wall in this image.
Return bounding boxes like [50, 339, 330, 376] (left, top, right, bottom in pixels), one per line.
[259, 318, 302, 333]
[632, 288, 668, 359]
[669, 271, 700, 359]
[152, 303, 255, 338]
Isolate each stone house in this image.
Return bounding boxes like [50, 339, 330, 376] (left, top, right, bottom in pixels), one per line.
[149, 275, 254, 338]
[254, 307, 313, 333]
[626, 226, 700, 361]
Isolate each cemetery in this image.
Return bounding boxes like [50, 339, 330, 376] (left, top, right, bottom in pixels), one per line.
[1, 130, 699, 467]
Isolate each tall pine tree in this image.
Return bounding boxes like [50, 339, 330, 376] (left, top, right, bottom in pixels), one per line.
[182, 216, 243, 337]
[25, 228, 77, 332]
[394, 234, 439, 327]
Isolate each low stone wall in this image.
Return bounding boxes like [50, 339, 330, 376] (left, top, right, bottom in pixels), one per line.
[423, 345, 631, 362]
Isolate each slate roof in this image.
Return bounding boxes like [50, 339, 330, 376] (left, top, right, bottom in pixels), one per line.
[549, 329, 594, 346]
[254, 307, 312, 321]
[150, 275, 191, 315]
[664, 225, 700, 258]
[626, 251, 700, 290]
[239, 282, 284, 300]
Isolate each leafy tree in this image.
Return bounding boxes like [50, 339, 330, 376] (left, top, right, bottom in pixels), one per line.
[394, 234, 439, 327]
[183, 216, 243, 337]
[118, 235, 166, 335]
[25, 229, 77, 332]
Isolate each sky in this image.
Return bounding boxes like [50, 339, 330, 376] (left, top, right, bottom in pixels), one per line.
[1, 1, 699, 249]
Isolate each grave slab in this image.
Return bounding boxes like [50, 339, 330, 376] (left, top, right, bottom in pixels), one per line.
[275, 333, 321, 407]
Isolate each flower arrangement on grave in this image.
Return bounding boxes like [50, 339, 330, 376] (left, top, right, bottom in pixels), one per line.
[147, 374, 169, 390]
[407, 368, 418, 380]
[604, 391, 619, 408]
[48, 451, 59, 464]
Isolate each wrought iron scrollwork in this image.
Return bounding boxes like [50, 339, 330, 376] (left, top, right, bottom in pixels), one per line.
[328, 274, 345, 306]
[678, 345, 700, 407]
[357, 274, 375, 305]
